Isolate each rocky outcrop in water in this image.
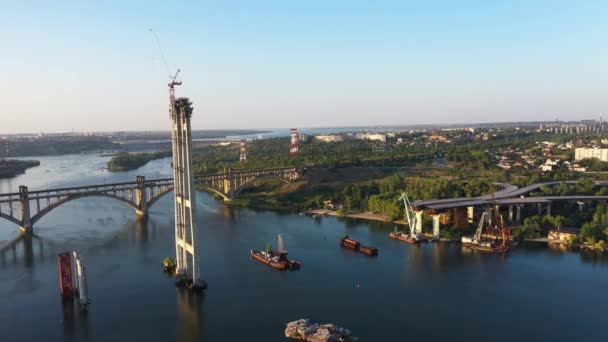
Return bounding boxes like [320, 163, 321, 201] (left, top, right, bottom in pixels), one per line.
[285, 319, 352, 342]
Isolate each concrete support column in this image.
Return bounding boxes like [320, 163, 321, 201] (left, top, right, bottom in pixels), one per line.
[486, 207, 492, 226]
[19, 186, 32, 232]
[516, 205, 521, 222]
[135, 176, 148, 216]
[577, 201, 584, 212]
[467, 206, 474, 223]
[223, 169, 233, 200]
[508, 205, 514, 222]
[546, 204, 551, 216]
[537, 203, 542, 215]
[414, 210, 423, 235]
[432, 214, 441, 239]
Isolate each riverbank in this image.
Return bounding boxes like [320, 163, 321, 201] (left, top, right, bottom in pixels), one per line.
[107, 151, 170, 172]
[0, 159, 40, 179]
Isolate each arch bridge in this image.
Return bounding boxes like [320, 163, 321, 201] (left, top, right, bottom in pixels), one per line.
[0, 166, 300, 232]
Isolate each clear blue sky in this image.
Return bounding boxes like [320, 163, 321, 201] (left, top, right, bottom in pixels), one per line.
[1, 0, 607, 133]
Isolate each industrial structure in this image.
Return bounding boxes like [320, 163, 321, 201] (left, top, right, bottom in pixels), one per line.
[168, 71, 204, 289]
[239, 139, 247, 161]
[290, 128, 299, 155]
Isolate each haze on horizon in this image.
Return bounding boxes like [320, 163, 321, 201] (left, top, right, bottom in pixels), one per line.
[1, 1, 607, 134]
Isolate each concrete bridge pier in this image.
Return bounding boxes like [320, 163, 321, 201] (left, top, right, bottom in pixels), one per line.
[516, 205, 521, 222]
[223, 169, 233, 201]
[432, 214, 441, 239]
[537, 203, 542, 215]
[414, 210, 423, 234]
[577, 201, 584, 212]
[19, 186, 32, 233]
[508, 205, 514, 222]
[546, 204, 551, 216]
[135, 176, 148, 216]
[467, 206, 474, 223]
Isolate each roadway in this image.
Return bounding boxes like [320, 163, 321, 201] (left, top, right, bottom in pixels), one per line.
[413, 181, 608, 211]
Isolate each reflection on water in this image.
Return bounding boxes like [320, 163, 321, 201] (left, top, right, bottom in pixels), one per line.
[61, 300, 90, 341]
[177, 290, 204, 342]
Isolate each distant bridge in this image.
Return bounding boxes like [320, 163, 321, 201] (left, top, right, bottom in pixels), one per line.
[409, 180, 608, 238]
[0, 166, 300, 232]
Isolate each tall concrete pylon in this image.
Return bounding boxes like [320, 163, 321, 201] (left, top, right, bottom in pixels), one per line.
[170, 96, 205, 288]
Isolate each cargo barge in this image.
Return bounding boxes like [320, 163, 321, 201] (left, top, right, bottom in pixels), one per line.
[251, 234, 301, 270]
[389, 230, 426, 244]
[340, 236, 379, 256]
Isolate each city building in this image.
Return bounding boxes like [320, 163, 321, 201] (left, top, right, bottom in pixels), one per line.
[355, 133, 387, 142]
[315, 134, 346, 143]
[575, 148, 608, 162]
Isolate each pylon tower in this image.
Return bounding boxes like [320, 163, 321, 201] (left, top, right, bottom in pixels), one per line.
[289, 128, 299, 155]
[239, 139, 247, 161]
[169, 81, 204, 288]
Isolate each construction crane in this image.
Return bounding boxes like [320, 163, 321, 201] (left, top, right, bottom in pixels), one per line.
[168, 69, 181, 110]
[149, 29, 181, 111]
[398, 192, 420, 239]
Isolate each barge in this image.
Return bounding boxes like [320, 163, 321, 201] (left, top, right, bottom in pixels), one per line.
[251, 234, 301, 270]
[389, 230, 426, 244]
[340, 235, 379, 256]
[462, 208, 513, 253]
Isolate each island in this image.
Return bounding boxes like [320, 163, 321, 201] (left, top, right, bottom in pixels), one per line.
[0, 159, 41, 179]
[106, 151, 170, 172]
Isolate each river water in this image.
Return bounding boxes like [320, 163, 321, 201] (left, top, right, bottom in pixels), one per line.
[0, 154, 607, 341]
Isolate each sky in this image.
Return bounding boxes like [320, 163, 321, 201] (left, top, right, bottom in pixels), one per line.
[1, 0, 607, 133]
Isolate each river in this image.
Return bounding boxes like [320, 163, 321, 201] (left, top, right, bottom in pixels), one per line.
[0, 154, 607, 341]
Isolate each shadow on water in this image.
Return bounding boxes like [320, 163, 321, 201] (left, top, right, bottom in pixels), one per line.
[61, 300, 90, 341]
[176, 289, 205, 342]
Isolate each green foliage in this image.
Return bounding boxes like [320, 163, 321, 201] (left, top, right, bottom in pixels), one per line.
[193, 137, 437, 174]
[0, 159, 40, 179]
[367, 193, 402, 220]
[163, 257, 175, 266]
[266, 243, 272, 254]
[577, 158, 608, 172]
[107, 151, 170, 172]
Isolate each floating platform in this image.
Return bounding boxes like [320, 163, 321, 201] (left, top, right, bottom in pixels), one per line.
[389, 231, 427, 244]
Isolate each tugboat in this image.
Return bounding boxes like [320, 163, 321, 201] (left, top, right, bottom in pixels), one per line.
[462, 206, 513, 253]
[340, 235, 379, 256]
[389, 193, 427, 244]
[251, 234, 301, 270]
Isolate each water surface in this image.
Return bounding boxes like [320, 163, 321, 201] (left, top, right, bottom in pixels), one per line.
[0, 155, 607, 341]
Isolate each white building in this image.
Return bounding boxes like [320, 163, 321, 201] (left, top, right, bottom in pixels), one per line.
[315, 134, 346, 143]
[355, 133, 387, 142]
[575, 148, 608, 162]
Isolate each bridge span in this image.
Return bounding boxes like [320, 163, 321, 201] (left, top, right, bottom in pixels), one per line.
[409, 180, 608, 239]
[0, 166, 300, 232]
